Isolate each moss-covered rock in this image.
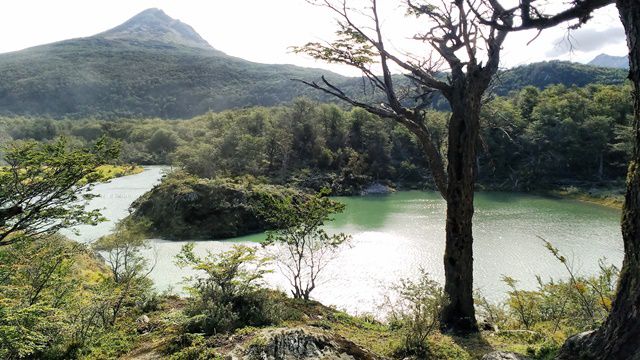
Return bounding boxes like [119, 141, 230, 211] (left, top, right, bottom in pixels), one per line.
[128, 171, 305, 240]
[288, 170, 374, 196]
[234, 327, 385, 360]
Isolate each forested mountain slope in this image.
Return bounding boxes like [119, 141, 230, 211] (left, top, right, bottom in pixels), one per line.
[0, 8, 629, 119]
[0, 9, 350, 119]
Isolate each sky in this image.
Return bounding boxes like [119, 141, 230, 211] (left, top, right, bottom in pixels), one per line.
[0, 0, 628, 77]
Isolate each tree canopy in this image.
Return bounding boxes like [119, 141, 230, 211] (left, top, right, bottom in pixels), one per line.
[0, 137, 119, 246]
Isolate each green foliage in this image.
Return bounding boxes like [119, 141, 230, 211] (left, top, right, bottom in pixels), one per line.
[474, 292, 510, 331]
[92, 219, 154, 327]
[0, 302, 62, 359]
[384, 270, 446, 358]
[147, 128, 179, 159]
[78, 327, 138, 360]
[0, 235, 79, 306]
[500, 243, 618, 337]
[0, 224, 155, 359]
[4, 81, 632, 194]
[480, 83, 633, 188]
[292, 23, 376, 67]
[261, 190, 350, 300]
[129, 171, 307, 239]
[0, 137, 119, 245]
[0, 235, 129, 359]
[0, 132, 152, 358]
[166, 333, 223, 360]
[175, 244, 281, 335]
[494, 61, 627, 96]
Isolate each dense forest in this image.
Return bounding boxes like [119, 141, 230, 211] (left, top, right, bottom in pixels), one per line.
[1, 83, 632, 193]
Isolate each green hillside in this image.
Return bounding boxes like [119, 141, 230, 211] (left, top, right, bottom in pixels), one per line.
[0, 9, 350, 119]
[494, 60, 627, 95]
[0, 9, 629, 119]
[0, 38, 349, 118]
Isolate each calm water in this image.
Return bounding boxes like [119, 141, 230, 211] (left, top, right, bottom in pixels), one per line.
[69, 167, 623, 316]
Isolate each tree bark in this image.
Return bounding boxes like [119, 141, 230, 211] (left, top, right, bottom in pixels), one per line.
[440, 86, 482, 334]
[558, 0, 640, 358]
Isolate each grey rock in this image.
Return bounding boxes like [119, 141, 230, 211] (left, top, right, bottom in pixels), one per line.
[482, 351, 530, 360]
[477, 317, 498, 332]
[136, 314, 150, 324]
[229, 327, 384, 360]
[136, 315, 151, 334]
[558, 330, 595, 357]
[360, 183, 393, 195]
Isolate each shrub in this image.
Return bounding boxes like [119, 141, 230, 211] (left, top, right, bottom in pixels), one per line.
[474, 292, 509, 330]
[501, 240, 618, 335]
[167, 333, 223, 360]
[261, 189, 350, 300]
[384, 269, 446, 358]
[175, 244, 281, 335]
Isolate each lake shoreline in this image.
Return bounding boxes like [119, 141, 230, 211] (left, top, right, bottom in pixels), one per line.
[123, 165, 626, 211]
[543, 187, 624, 210]
[86, 168, 623, 313]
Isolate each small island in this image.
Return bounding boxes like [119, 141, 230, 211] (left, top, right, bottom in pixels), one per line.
[129, 171, 306, 240]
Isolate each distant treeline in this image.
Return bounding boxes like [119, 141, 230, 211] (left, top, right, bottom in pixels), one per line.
[0, 83, 633, 191]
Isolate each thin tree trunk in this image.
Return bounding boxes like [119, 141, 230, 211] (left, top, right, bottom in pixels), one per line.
[440, 95, 481, 334]
[559, 1, 640, 358]
[598, 152, 604, 180]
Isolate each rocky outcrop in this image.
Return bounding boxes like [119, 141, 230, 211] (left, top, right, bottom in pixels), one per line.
[482, 351, 530, 360]
[128, 171, 306, 240]
[360, 183, 393, 196]
[229, 327, 385, 360]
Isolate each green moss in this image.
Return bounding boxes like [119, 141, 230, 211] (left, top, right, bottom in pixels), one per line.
[128, 171, 308, 240]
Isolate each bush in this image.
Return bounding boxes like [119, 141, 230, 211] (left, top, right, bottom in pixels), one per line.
[474, 292, 509, 330]
[175, 244, 282, 335]
[166, 333, 223, 360]
[501, 241, 618, 336]
[384, 269, 446, 358]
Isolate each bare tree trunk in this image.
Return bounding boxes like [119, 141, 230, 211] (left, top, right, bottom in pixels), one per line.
[440, 91, 482, 334]
[559, 1, 640, 358]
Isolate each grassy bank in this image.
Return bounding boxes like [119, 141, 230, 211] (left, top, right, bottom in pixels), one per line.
[95, 164, 144, 180]
[122, 294, 556, 360]
[550, 185, 624, 209]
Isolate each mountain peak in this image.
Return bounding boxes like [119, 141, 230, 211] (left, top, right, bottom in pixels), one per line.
[98, 8, 213, 49]
[588, 53, 629, 69]
[129, 8, 173, 22]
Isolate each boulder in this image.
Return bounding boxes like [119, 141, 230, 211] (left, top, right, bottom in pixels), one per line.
[477, 317, 498, 332]
[229, 327, 385, 360]
[482, 351, 530, 360]
[556, 331, 595, 359]
[360, 183, 393, 195]
[136, 314, 151, 334]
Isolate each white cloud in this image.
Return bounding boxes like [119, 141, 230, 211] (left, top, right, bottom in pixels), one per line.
[0, 1, 629, 76]
[545, 26, 626, 57]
